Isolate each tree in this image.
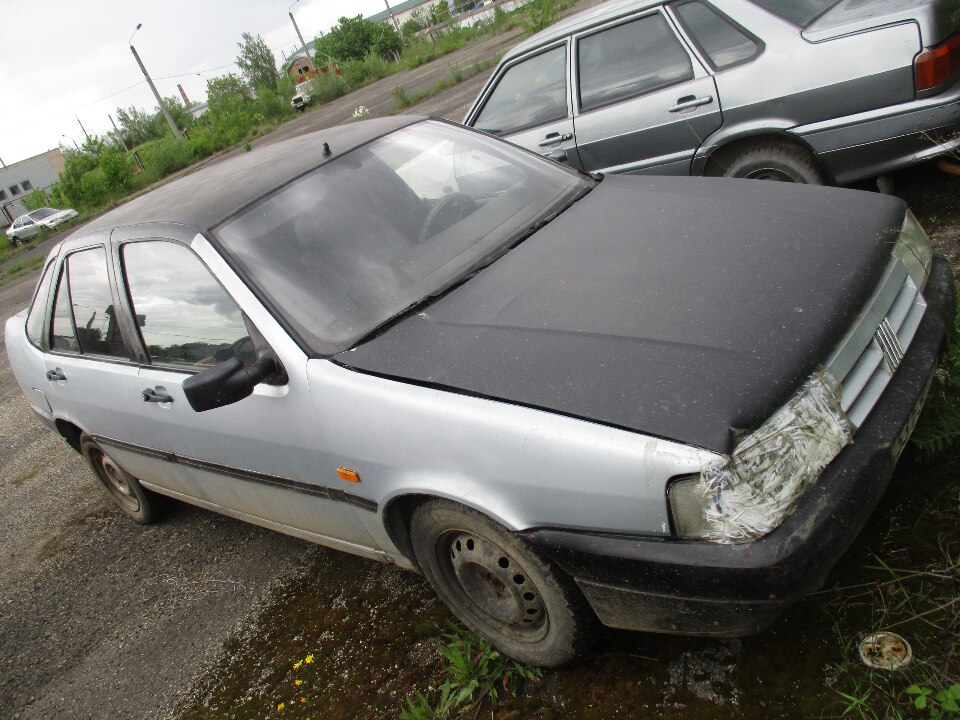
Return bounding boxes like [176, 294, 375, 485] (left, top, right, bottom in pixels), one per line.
[236, 32, 278, 92]
[206, 74, 251, 114]
[315, 15, 402, 62]
[115, 105, 162, 147]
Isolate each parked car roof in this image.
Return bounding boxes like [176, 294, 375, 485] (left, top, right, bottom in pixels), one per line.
[78, 115, 421, 237]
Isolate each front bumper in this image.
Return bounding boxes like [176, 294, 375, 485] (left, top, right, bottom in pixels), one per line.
[525, 255, 956, 637]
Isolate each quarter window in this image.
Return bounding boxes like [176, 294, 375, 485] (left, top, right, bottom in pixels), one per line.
[50, 248, 128, 357]
[122, 241, 253, 369]
[26, 262, 56, 349]
[577, 14, 693, 112]
[473, 45, 568, 135]
[674, 1, 759, 69]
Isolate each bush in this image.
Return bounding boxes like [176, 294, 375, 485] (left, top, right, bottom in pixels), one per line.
[312, 73, 350, 104]
[79, 169, 109, 206]
[145, 137, 194, 176]
[21, 188, 51, 211]
[98, 146, 133, 192]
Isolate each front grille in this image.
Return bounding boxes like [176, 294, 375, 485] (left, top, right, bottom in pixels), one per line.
[826, 259, 927, 429]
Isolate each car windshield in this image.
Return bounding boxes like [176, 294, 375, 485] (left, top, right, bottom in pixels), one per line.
[215, 120, 592, 356]
[29, 208, 58, 220]
[748, 0, 841, 26]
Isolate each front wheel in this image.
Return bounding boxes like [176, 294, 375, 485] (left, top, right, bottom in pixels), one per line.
[9, 235, 21, 248]
[81, 434, 166, 524]
[714, 141, 826, 184]
[410, 499, 596, 667]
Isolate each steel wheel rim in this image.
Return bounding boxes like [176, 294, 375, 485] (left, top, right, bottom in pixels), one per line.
[440, 530, 548, 642]
[744, 167, 796, 182]
[92, 448, 140, 513]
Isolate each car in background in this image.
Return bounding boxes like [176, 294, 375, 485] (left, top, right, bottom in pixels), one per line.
[464, 0, 960, 184]
[6, 207, 79, 247]
[5, 117, 955, 666]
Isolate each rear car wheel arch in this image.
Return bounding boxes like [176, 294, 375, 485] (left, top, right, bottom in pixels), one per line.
[703, 134, 830, 184]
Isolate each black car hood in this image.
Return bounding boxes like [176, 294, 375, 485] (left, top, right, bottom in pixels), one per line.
[336, 175, 903, 454]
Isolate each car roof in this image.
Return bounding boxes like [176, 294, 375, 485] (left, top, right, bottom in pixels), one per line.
[76, 115, 423, 239]
[503, 0, 661, 60]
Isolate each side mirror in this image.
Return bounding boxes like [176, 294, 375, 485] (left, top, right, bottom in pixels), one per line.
[183, 351, 281, 412]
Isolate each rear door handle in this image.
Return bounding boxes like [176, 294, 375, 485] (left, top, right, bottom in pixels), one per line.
[538, 132, 573, 147]
[668, 95, 713, 112]
[142, 387, 174, 403]
[46, 368, 66, 382]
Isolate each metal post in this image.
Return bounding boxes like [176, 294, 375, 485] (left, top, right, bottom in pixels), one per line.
[76, 115, 90, 141]
[384, 0, 403, 39]
[62, 135, 80, 151]
[129, 30, 183, 140]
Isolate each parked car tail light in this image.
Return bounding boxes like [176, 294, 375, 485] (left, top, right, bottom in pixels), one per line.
[893, 210, 934, 292]
[915, 33, 960, 93]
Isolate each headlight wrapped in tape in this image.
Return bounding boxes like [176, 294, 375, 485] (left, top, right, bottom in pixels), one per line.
[894, 210, 933, 292]
[669, 368, 853, 543]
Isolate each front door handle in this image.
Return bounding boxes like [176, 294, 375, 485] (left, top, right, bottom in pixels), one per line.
[538, 132, 573, 147]
[668, 95, 713, 112]
[46, 368, 66, 382]
[142, 387, 174, 403]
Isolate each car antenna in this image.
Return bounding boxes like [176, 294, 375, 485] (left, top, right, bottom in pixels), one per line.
[322, 142, 331, 156]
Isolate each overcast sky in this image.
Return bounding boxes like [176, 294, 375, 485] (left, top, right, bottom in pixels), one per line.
[1, 0, 390, 165]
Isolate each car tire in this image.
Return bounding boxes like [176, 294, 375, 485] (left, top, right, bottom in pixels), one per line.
[80, 434, 166, 524]
[410, 498, 596, 667]
[715, 142, 826, 184]
[10, 235, 20, 248]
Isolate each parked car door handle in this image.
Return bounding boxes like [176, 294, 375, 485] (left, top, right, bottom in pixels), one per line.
[668, 95, 714, 112]
[46, 368, 66, 382]
[538, 132, 573, 147]
[142, 387, 174, 403]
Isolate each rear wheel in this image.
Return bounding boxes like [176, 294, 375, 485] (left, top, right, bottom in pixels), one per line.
[81, 434, 165, 524]
[713, 141, 826, 184]
[410, 499, 596, 667]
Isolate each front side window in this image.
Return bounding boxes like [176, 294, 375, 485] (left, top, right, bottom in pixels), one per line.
[473, 45, 568, 135]
[674, 1, 759, 69]
[216, 120, 592, 356]
[577, 13, 693, 112]
[50, 247, 127, 357]
[122, 241, 253, 369]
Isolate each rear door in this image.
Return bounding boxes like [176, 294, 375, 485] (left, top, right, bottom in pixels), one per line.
[571, 7, 723, 175]
[466, 42, 583, 169]
[42, 244, 177, 487]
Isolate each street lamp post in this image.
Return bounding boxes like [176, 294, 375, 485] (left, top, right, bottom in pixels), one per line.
[288, 0, 313, 63]
[129, 23, 184, 140]
[61, 134, 80, 151]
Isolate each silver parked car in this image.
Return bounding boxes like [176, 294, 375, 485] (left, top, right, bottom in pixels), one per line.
[5, 117, 955, 666]
[6, 207, 79, 246]
[464, 0, 960, 184]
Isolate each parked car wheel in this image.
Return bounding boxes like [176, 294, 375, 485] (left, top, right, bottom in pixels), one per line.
[80, 435, 165, 524]
[410, 499, 596, 666]
[9, 235, 21, 248]
[717, 142, 826, 184]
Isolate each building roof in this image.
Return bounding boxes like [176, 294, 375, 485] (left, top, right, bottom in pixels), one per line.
[366, 0, 434, 23]
[283, 40, 317, 71]
[79, 116, 423, 237]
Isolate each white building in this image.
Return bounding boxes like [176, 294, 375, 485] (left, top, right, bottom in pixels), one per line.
[0, 150, 65, 224]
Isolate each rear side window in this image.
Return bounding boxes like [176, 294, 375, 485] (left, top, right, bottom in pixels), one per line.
[577, 13, 693, 112]
[50, 248, 128, 358]
[25, 261, 56, 349]
[674, 1, 760, 69]
[122, 241, 252, 369]
[473, 45, 568, 135]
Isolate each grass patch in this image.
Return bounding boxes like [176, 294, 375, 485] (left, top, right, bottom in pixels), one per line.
[391, 58, 500, 113]
[1, 254, 46, 285]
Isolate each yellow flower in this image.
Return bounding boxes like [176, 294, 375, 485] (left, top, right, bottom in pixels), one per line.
[293, 661, 303, 670]
[300, 697, 307, 704]
[277, 702, 285, 711]
[304, 654, 315, 664]
[294, 679, 303, 687]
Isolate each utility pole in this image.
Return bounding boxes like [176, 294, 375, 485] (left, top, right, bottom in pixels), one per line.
[288, 10, 309, 61]
[129, 24, 184, 140]
[62, 135, 80, 151]
[108, 114, 129, 151]
[76, 115, 90, 141]
[384, 0, 403, 39]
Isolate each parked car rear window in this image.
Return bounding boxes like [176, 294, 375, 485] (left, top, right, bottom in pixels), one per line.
[215, 120, 591, 356]
[747, 0, 840, 27]
[674, 1, 760, 69]
[29, 208, 57, 221]
[473, 45, 568, 135]
[577, 13, 693, 112]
